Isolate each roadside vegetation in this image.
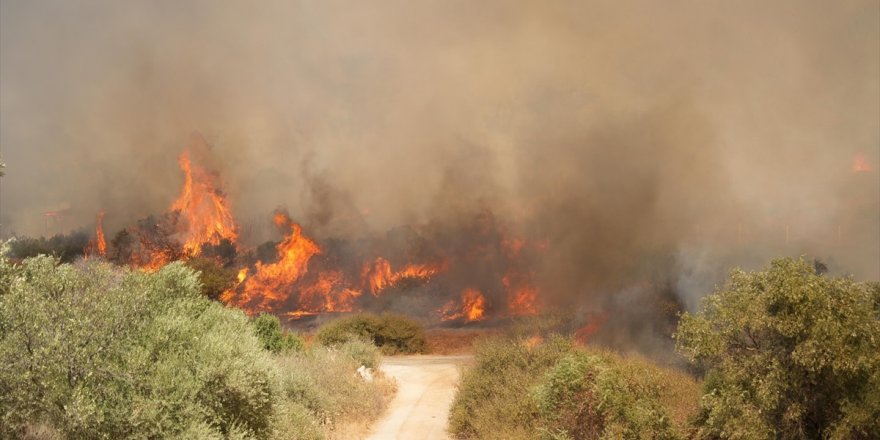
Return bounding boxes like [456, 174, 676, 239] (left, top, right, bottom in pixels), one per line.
[0, 246, 394, 440]
[450, 258, 879, 439]
[449, 336, 699, 440]
[315, 312, 428, 355]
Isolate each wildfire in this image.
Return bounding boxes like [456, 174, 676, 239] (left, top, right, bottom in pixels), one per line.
[852, 153, 872, 173]
[95, 211, 106, 256]
[363, 257, 443, 295]
[574, 313, 608, 345]
[502, 273, 540, 316]
[297, 270, 362, 314]
[221, 212, 320, 313]
[170, 145, 238, 255]
[439, 288, 487, 322]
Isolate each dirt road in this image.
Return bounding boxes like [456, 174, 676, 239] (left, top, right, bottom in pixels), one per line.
[365, 355, 471, 440]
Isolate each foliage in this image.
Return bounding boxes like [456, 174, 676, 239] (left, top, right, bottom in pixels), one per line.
[448, 335, 575, 440]
[533, 351, 678, 440]
[315, 312, 427, 355]
[675, 257, 880, 439]
[252, 313, 305, 354]
[449, 336, 698, 440]
[185, 256, 239, 301]
[275, 344, 393, 429]
[0, 258, 278, 438]
[7, 231, 89, 263]
[0, 253, 394, 439]
[199, 238, 238, 268]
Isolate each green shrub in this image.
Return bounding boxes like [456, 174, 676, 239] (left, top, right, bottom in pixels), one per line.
[337, 337, 382, 369]
[7, 232, 89, 263]
[0, 254, 394, 440]
[315, 312, 427, 355]
[275, 344, 394, 431]
[449, 336, 699, 440]
[448, 335, 573, 440]
[533, 351, 678, 440]
[675, 257, 880, 440]
[185, 256, 238, 301]
[0, 258, 281, 439]
[252, 313, 305, 354]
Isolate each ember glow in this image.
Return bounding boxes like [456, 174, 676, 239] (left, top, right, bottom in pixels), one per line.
[853, 153, 872, 173]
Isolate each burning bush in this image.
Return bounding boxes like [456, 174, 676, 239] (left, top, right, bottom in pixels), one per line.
[315, 312, 427, 355]
[184, 255, 239, 301]
[675, 258, 880, 439]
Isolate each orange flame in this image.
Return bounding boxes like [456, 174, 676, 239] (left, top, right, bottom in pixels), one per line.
[363, 257, 442, 295]
[574, 313, 608, 345]
[95, 211, 106, 256]
[853, 153, 872, 173]
[438, 288, 487, 322]
[221, 212, 319, 314]
[297, 270, 363, 314]
[502, 273, 539, 316]
[170, 151, 238, 255]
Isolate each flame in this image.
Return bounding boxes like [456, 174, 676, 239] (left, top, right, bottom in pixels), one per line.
[170, 151, 238, 255]
[95, 211, 106, 256]
[574, 313, 608, 345]
[236, 268, 248, 283]
[525, 335, 544, 350]
[363, 257, 442, 295]
[298, 270, 362, 313]
[439, 288, 487, 322]
[502, 273, 539, 316]
[853, 153, 872, 173]
[221, 212, 319, 313]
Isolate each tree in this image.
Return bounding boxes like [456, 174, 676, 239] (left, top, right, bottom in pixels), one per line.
[0, 257, 280, 439]
[675, 258, 880, 439]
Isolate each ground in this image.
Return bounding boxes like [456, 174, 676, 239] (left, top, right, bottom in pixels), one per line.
[365, 355, 472, 440]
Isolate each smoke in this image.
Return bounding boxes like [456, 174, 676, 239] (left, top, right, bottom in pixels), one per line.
[2, 0, 878, 349]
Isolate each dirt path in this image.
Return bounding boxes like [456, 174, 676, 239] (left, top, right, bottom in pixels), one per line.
[365, 355, 471, 440]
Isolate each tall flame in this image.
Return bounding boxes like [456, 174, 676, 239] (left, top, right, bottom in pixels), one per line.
[95, 211, 106, 256]
[170, 151, 238, 255]
[222, 212, 319, 313]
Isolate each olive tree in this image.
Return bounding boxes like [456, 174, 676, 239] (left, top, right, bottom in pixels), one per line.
[675, 258, 880, 439]
[0, 255, 281, 439]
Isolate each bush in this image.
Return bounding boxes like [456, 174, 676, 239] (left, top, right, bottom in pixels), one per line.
[275, 344, 394, 434]
[675, 257, 880, 439]
[449, 336, 699, 440]
[252, 313, 305, 354]
[7, 231, 89, 263]
[315, 312, 427, 355]
[0, 258, 280, 438]
[533, 351, 678, 440]
[448, 335, 574, 440]
[0, 253, 394, 440]
[185, 256, 238, 301]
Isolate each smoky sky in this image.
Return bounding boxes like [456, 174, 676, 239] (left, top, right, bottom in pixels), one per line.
[1, 0, 878, 307]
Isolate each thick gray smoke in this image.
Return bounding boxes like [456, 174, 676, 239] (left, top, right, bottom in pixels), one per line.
[2, 1, 878, 349]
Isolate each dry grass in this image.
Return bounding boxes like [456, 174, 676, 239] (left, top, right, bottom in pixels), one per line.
[425, 328, 501, 354]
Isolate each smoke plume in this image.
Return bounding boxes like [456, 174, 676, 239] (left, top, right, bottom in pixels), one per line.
[2, 0, 878, 357]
